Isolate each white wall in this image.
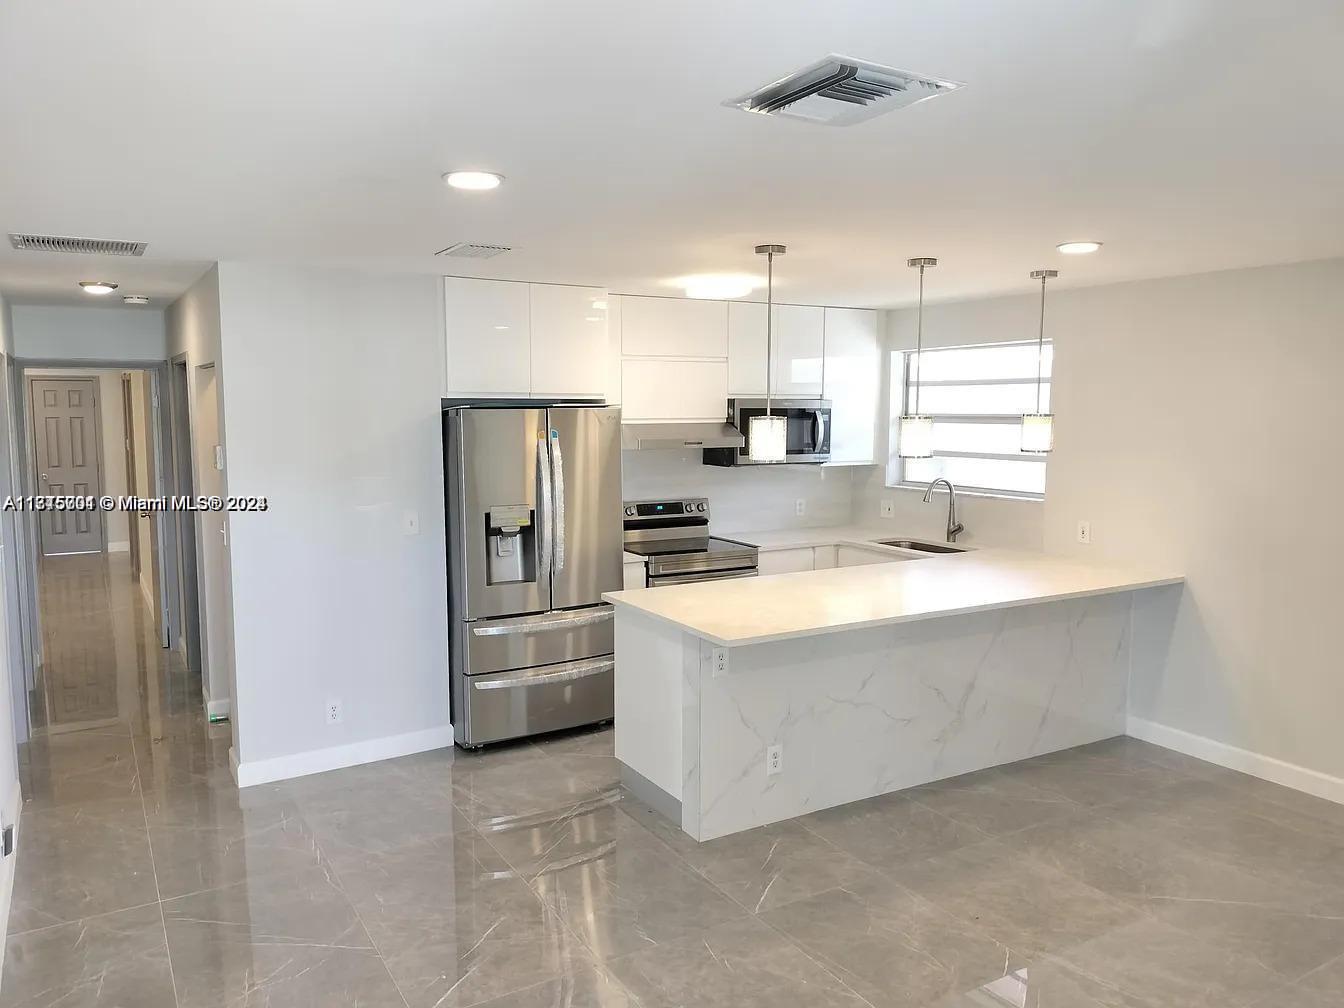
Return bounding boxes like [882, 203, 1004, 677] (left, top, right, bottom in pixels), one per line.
[852, 308, 1046, 550]
[872, 257, 1344, 787]
[623, 451, 861, 536]
[9, 304, 167, 361]
[165, 267, 235, 726]
[214, 263, 449, 779]
[0, 292, 22, 956]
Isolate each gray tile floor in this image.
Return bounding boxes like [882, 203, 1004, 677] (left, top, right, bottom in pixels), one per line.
[6, 554, 1344, 1006]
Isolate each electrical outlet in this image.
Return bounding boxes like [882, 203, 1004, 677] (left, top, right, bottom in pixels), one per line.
[325, 698, 343, 725]
[766, 744, 783, 776]
[794, 498, 806, 517]
[880, 498, 895, 519]
[711, 647, 729, 677]
[1077, 520, 1092, 544]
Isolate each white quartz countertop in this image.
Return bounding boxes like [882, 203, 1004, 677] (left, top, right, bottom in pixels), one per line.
[603, 547, 1183, 647]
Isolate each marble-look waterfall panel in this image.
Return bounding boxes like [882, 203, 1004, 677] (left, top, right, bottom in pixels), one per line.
[693, 593, 1131, 840]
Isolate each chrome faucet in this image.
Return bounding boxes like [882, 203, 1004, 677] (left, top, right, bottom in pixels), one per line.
[923, 478, 965, 543]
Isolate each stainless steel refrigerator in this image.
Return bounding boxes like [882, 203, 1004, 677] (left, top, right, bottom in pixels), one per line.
[443, 405, 623, 747]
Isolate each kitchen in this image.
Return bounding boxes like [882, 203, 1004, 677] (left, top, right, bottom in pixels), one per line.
[4, 4, 1344, 1006]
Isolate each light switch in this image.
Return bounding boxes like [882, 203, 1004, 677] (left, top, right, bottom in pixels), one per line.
[214, 444, 225, 470]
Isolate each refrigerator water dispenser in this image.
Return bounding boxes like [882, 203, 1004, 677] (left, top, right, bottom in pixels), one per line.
[485, 504, 535, 585]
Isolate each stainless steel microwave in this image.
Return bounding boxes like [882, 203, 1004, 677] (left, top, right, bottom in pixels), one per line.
[702, 398, 832, 466]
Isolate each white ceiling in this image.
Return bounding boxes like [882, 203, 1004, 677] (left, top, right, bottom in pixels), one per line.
[2, 0, 1343, 309]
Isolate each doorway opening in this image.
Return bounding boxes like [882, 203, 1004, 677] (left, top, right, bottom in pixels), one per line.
[9, 360, 204, 742]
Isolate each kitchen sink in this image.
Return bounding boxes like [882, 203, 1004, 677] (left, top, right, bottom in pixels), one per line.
[875, 539, 967, 554]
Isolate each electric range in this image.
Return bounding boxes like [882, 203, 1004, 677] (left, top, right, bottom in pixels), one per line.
[622, 497, 758, 587]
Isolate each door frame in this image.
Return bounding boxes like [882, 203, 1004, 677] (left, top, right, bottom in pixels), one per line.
[26, 374, 109, 556]
[11, 358, 180, 739]
[167, 353, 201, 673]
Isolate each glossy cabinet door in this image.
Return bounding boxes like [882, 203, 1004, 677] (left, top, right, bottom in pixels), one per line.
[444, 277, 531, 398]
[530, 284, 608, 399]
[727, 302, 825, 396]
[771, 304, 825, 396]
[621, 358, 728, 421]
[823, 307, 881, 464]
[836, 545, 898, 567]
[757, 547, 815, 576]
[621, 296, 728, 358]
[727, 302, 769, 395]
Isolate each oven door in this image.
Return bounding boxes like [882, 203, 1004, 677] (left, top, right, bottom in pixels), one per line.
[648, 568, 759, 588]
[730, 400, 831, 464]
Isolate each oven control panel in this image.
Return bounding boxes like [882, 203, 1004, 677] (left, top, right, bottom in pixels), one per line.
[623, 498, 709, 522]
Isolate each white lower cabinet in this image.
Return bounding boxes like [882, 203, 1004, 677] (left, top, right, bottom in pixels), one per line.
[757, 548, 815, 577]
[623, 559, 647, 590]
[812, 545, 838, 569]
[836, 545, 901, 567]
[622, 358, 728, 422]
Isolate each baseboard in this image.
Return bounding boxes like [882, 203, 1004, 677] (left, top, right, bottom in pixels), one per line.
[1127, 715, 1344, 806]
[233, 724, 455, 788]
[107, 540, 130, 553]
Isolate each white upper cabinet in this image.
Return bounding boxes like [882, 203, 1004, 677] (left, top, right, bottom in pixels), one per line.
[772, 304, 825, 396]
[444, 278, 608, 400]
[727, 302, 768, 395]
[823, 307, 881, 464]
[621, 359, 728, 422]
[529, 284, 608, 399]
[444, 278, 531, 398]
[726, 302, 824, 397]
[621, 296, 728, 358]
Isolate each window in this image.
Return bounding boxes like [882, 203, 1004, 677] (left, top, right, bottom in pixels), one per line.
[887, 340, 1051, 498]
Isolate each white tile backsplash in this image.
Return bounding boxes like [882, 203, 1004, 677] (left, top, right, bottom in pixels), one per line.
[621, 450, 866, 536]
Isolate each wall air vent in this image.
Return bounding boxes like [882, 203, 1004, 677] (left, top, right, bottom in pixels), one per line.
[726, 55, 962, 127]
[8, 233, 148, 256]
[436, 242, 512, 259]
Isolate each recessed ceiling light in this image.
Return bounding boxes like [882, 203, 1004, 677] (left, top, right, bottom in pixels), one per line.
[122, 295, 150, 305]
[678, 274, 761, 300]
[79, 281, 118, 294]
[1056, 241, 1102, 255]
[443, 171, 504, 191]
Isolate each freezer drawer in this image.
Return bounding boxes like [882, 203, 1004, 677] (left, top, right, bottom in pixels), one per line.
[459, 605, 615, 676]
[457, 656, 614, 747]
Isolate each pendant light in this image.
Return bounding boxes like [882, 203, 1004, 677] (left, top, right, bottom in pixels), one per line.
[897, 257, 938, 459]
[1021, 269, 1058, 454]
[748, 243, 789, 462]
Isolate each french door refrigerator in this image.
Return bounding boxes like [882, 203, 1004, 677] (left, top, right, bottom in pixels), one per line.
[444, 405, 623, 747]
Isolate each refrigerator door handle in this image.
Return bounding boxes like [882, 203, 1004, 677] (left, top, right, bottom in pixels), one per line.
[472, 657, 613, 691]
[470, 607, 613, 636]
[536, 432, 553, 580]
[550, 429, 566, 572]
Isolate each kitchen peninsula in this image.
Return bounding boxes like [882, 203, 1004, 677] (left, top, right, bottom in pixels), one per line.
[603, 547, 1182, 841]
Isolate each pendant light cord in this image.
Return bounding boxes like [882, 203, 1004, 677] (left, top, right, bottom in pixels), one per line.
[914, 264, 925, 415]
[765, 250, 774, 418]
[1035, 274, 1047, 414]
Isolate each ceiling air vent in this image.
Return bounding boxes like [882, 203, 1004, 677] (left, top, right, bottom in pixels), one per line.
[9, 233, 148, 256]
[726, 55, 962, 126]
[436, 242, 512, 259]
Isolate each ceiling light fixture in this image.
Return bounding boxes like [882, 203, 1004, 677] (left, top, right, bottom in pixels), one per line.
[443, 171, 504, 191]
[1021, 269, 1058, 454]
[748, 245, 788, 463]
[122, 295, 150, 305]
[897, 258, 937, 459]
[1056, 241, 1102, 255]
[678, 274, 760, 300]
[79, 281, 118, 295]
